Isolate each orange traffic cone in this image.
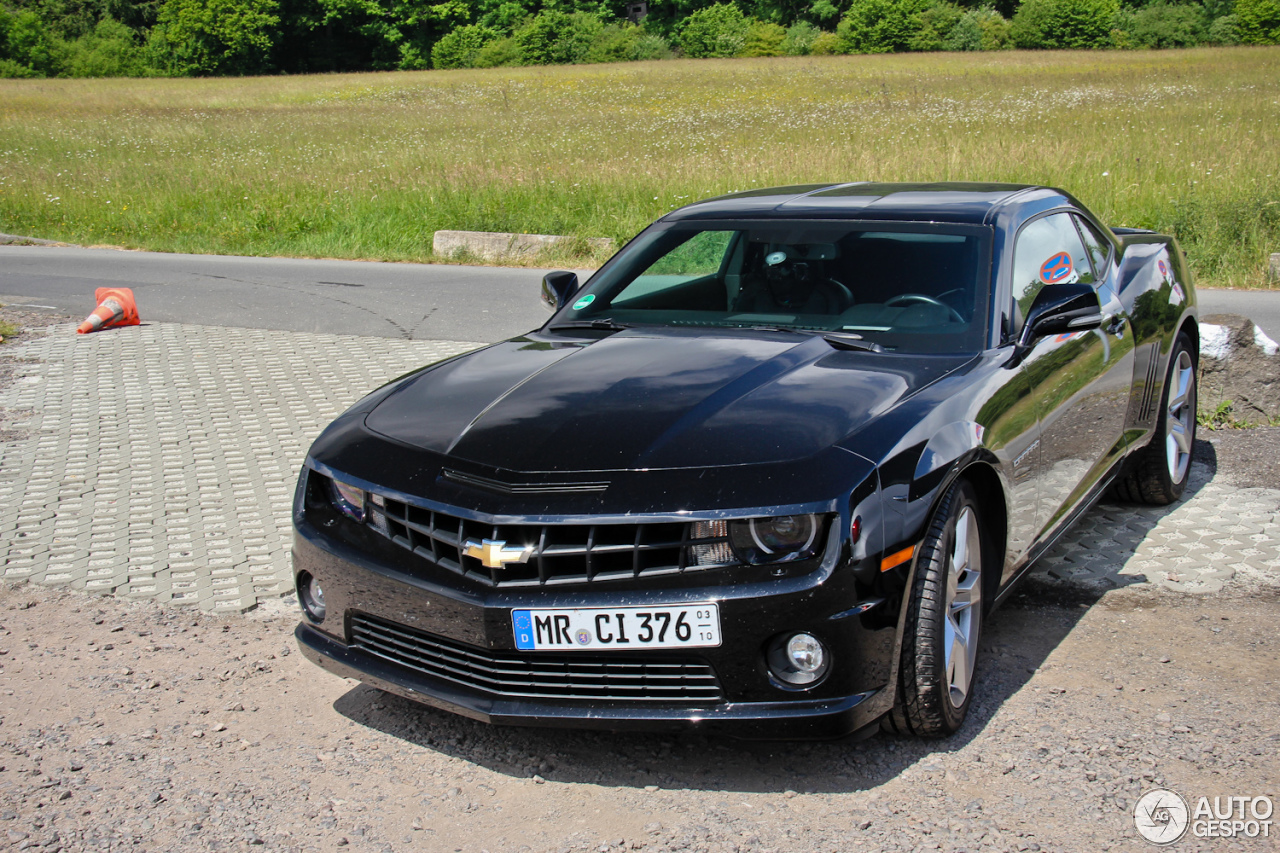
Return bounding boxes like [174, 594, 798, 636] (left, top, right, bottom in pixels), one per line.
[77, 287, 140, 334]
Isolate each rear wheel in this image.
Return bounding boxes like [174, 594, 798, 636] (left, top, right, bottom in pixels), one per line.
[884, 479, 985, 737]
[1113, 333, 1197, 505]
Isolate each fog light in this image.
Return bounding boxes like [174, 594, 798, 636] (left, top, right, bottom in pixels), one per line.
[767, 632, 829, 687]
[297, 572, 326, 622]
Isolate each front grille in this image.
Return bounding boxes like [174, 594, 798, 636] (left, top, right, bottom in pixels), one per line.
[350, 614, 724, 704]
[337, 479, 732, 587]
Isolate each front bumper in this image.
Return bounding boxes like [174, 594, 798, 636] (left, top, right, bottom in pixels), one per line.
[292, 479, 901, 739]
[296, 621, 883, 738]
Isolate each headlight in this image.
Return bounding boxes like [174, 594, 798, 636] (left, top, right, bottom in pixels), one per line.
[729, 514, 821, 564]
[330, 478, 366, 522]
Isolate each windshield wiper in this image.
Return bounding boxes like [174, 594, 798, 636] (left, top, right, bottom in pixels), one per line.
[549, 318, 630, 332]
[821, 333, 883, 353]
[742, 324, 883, 353]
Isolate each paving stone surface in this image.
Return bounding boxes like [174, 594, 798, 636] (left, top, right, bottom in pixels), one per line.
[1036, 461, 1280, 594]
[0, 322, 480, 611]
[1, 321, 1277, 613]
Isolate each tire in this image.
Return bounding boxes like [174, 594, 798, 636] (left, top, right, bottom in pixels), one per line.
[883, 479, 986, 737]
[1112, 332, 1197, 506]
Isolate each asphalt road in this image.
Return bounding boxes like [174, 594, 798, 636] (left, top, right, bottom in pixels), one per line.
[0, 247, 564, 343]
[2, 245, 1278, 343]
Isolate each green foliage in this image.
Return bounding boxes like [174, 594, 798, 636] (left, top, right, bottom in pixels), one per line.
[945, 4, 1014, 51]
[0, 56, 37, 75]
[808, 0, 843, 26]
[1112, 3, 1205, 47]
[945, 9, 983, 48]
[470, 34, 521, 65]
[631, 30, 674, 58]
[478, 1, 529, 34]
[585, 22, 638, 62]
[431, 23, 497, 68]
[678, 2, 749, 57]
[1236, 0, 1280, 43]
[741, 19, 786, 53]
[1206, 12, 1241, 43]
[780, 19, 821, 52]
[1, 8, 57, 74]
[909, 1, 962, 49]
[151, 0, 280, 75]
[55, 16, 149, 75]
[973, 5, 1012, 46]
[582, 23, 672, 62]
[1196, 399, 1261, 429]
[514, 10, 602, 64]
[808, 28, 841, 49]
[0, 0, 1245, 78]
[5, 0, 157, 40]
[836, 0, 932, 53]
[1010, 0, 1119, 48]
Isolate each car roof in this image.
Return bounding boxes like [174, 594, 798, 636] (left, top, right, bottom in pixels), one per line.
[662, 182, 1073, 225]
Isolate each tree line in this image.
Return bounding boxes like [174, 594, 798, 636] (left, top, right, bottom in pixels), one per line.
[1, 0, 1276, 78]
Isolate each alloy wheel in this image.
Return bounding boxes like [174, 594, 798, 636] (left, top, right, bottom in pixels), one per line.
[1164, 349, 1195, 485]
[944, 506, 982, 709]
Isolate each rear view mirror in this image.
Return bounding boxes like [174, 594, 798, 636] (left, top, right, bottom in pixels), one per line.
[540, 271, 579, 312]
[1021, 283, 1103, 346]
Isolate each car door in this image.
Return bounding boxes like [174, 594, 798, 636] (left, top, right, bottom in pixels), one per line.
[1011, 211, 1134, 538]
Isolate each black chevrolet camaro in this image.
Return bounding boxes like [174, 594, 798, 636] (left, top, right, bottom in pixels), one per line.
[293, 183, 1198, 739]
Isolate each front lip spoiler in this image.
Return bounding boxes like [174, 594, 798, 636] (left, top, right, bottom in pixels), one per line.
[296, 623, 885, 740]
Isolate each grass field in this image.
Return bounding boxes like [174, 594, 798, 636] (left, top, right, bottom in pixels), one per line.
[1, 47, 1278, 287]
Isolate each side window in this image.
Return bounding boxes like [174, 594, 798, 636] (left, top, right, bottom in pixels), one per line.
[613, 230, 734, 304]
[1010, 213, 1093, 333]
[1072, 215, 1112, 279]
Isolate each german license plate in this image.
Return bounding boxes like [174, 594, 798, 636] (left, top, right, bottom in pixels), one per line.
[512, 604, 721, 651]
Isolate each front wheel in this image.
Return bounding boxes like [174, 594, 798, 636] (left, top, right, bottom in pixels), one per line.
[1113, 332, 1197, 505]
[884, 479, 986, 737]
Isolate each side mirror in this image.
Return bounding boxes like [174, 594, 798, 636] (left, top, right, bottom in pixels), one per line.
[540, 271, 579, 312]
[1020, 283, 1103, 347]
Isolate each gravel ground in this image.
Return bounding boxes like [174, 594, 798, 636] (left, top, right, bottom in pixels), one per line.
[1, 308, 1277, 853]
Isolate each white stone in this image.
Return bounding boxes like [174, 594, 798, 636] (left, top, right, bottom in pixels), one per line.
[1199, 322, 1231, 361]
[1254, 324, 1279, 357]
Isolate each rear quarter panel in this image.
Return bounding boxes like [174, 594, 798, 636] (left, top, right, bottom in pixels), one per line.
[1112, 230, 1199, 443]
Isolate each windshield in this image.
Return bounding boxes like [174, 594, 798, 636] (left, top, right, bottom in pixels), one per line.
[553, 220, 993, 354]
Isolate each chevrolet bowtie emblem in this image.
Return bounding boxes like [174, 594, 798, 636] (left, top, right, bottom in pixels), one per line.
[462, 538, 533, 569]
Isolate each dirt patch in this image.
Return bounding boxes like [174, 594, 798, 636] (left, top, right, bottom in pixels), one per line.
[1, 580, 1276, 853]
[1197, 425, 1280, 490]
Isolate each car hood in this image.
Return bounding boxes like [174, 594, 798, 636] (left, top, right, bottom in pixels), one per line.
[364, 328, 968, 472]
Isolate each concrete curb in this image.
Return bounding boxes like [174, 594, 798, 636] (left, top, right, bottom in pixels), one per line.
[433, 230, 613, 262]
[0, 233, 73, 247]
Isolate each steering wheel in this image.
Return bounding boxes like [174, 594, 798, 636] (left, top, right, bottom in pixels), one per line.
[885, 293, 965, 324]
[820, 277, 855, 313]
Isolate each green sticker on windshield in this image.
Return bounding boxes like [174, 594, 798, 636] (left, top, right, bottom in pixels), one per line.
[572, 293, 595, 310]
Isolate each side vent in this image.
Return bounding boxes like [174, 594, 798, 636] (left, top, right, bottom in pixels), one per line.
[1138, 344, 1162, 423]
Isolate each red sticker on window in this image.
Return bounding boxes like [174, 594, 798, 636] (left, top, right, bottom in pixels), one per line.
[1040, 252, 1073, 284]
